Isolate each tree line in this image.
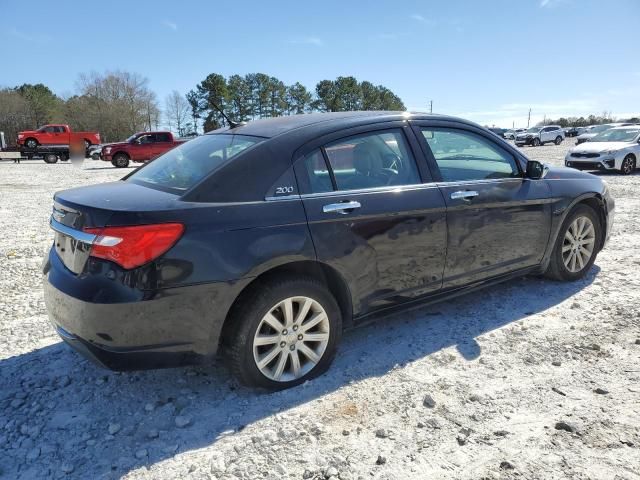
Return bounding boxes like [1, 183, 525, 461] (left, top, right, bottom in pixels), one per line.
[536, 112, 640, 128]
[0, 70, 406, 146]
[187, 73, 406, 131]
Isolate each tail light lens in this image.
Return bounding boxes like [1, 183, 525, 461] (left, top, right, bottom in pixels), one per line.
[83, 223, 184, 269]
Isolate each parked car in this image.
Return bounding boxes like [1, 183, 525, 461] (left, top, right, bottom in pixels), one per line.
[101, 131, 188, 167]
[515, 125, 565, 147]
[565, 126, 640, 174]
[87, 145, 104, 160]
[575, 123, 637, 145]
[17, 124, 101, 150]
[505, 128, 526, 140]
[487, 127, 507, 138]
[43, 112, 614, 389]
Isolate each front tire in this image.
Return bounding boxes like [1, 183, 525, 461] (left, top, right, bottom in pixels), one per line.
[544, 205, 601, 281]
[25, 138, 38, 149]
[113, 153, 129, 168]
[223, 276, 342, 390]
[532, 138, 541, 147]
[555, 136, 563, 145]
[620, 154, 636, 175]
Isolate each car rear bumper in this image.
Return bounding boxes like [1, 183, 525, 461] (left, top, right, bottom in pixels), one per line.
[43, 246, 250, 371]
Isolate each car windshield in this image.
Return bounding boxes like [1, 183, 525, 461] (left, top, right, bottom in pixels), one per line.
[127, 134, 264, 191]
[589, 125, 613, 134]
[591, 129, 640, 143]
[526, 127, 540, 133]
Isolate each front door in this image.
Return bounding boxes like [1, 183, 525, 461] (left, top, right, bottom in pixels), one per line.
[294, 125, 448, 316]
[132, 133, 156, 161]
[414, 125, 552, 288]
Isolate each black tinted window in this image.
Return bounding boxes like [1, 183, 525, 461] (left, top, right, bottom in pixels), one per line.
[303, 150, 333, 193]
[128, 134, 264, 191]
[156, 133, 172, 142]
[422, 128, 520, 182]
[321, 130, 420, 191]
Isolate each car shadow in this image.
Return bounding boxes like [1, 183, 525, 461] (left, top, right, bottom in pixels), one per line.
[1, 267, 599, 479]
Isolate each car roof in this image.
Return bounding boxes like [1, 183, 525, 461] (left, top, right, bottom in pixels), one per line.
[207, 111, 469, 139]
[610, 125, 640, 130]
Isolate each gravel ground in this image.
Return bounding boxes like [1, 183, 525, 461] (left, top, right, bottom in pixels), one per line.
[1, 143, 639, 480]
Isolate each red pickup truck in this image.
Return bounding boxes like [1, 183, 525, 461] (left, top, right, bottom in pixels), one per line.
[102, 131, 187, 167]
[17, 124, 101, 150]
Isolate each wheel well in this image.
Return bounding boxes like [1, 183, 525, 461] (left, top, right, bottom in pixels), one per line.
[220, 261, 353, 344]
[576, 196, 606, 250]
[113, 151, 130, 159]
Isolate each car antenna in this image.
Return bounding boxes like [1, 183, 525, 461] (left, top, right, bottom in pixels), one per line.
[210, 101, 245, 129]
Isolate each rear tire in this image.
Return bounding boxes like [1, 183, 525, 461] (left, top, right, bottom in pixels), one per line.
[620, 154, 636, 175]
[544, 204, 601, 281]
[555, 136, 563, 145]
[43, 153, 58, 164]
[113, 154, 129, 168]
[223, 276, 342, 390]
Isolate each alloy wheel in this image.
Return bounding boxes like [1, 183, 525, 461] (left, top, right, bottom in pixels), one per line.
[253, 296, 330, 382]
[621, 156, 635, 175]
[562, 216, 596, 273]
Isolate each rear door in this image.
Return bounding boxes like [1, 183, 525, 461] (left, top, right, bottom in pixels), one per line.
[294, 123, 448, 316]
[413, 123, 552, 288]
[153, 132, 174, 157]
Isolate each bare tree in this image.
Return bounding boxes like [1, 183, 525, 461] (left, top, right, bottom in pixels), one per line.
[74, 70, 160, 142]
[165, 90, 190, 135]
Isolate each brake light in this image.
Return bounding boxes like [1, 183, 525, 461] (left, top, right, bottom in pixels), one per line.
[83, 223, 184, 269]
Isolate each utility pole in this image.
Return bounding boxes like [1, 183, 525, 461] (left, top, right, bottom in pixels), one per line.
[527, 108, 531, 128]
[429, 100, 433, 113]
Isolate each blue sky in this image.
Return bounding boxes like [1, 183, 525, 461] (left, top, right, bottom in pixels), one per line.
[1, 0, 638, 128]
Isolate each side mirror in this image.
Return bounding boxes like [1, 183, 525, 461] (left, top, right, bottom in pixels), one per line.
[526, 160, 547, 179]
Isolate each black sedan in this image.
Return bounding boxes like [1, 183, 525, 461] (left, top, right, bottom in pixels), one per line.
[43, 112, 614, 389]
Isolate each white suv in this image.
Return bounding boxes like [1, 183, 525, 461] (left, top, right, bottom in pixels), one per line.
[515, 125, 565, 147]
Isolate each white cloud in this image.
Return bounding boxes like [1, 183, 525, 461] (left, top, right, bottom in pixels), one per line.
[411, 13, 425, 21]
[163, 20, 178, 31]
[540, 0, 569, 8]
[290, 37, 323, 46]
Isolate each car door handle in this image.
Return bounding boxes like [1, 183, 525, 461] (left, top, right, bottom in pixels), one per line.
[323, 201, 361, 214]
[450, 190, 479, 200]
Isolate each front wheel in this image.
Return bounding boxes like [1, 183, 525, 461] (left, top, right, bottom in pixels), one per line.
[113, 154, 129, 168]
[224, 276, 342, 390]
[620, 154, 636, 175]
[25, 138, 38, 149]
[544, 205, 601, 281]
[555, 136, 563, 145]
[532, 138, 541, 147]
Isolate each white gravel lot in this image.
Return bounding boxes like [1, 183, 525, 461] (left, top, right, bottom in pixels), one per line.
[0, 142, 639, 480]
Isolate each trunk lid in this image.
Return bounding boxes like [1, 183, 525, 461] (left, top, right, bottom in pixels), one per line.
[50, 181, 181, 273]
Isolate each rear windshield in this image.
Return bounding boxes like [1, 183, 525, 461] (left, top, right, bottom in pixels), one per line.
[127, 134, 264, 191]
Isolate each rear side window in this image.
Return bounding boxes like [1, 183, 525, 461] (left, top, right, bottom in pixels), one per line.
[421, 128, 520, 182]
[156, 133, 172, 142]
[127, 134, 264, 191]
[303, 129, 420, 193]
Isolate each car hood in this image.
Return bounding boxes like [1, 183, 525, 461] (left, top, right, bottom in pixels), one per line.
[18, 130, 37, 135]
[102, 142, 129, 150]
[545, 165, 599, 181]
[577, 133, 597, 140]
[571, 141, 631, 153]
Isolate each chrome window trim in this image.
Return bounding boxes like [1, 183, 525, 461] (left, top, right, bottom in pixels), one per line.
[49, 217, 97, 245]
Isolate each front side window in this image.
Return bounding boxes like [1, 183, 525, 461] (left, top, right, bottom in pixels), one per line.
[421, 128, 520, 182]
[315, 130, 420, 192]
[127, 134, 264, 191]
[138, 134, 156, 144]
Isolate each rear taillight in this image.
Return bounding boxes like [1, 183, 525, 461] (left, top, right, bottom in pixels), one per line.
[83, 223, 184, 269]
